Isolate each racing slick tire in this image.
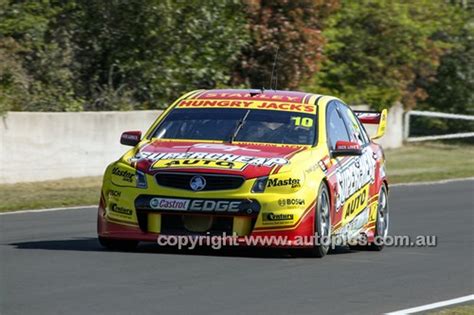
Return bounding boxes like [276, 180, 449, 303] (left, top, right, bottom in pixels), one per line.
[98, 236, 138, 251]
[369, 184, 389, 251]
[308, 182, 331, 258]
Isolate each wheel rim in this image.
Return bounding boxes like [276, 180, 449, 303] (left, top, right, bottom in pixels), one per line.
[318, 188, 330, 240]
[376, 188, 389, 238]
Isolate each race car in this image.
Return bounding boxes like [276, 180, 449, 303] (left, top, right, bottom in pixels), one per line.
[97, 89, 389, 257]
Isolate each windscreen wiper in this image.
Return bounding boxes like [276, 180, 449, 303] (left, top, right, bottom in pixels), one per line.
[228, 110, 250, 143]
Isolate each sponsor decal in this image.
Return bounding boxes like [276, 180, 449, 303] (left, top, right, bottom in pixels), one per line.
[338, 208, 369, 238]
[318, 160, 328, 173]
[112, 167, 135, 183]
[235, 142, 305, 149]
[122, 133, 140, 141]
[335, 149, 376, 211]
[304, 162, 320, 174]
[134, 151, 288, 170]
[153, 159, 245, 170]
[109, 190, 121, 198]
[262, 212, 295, 225]
[278, 199, 286, 207]
[200, 92, 302, 102]
[172, 143, 260, 152]
[343, 184, 369, 219]
[150, 198, 190, 211]
[263, 213, 294, 221]
[369, 202, 378, 222]
[111, 204, 133, 216]
[267, 177, 301, 188]
[336, 142, 360, 150]
[277, 198, 305, 207]
[177, 99, 316, 114]
[189, 200, 241, 212]
[147, 198, 249, 213]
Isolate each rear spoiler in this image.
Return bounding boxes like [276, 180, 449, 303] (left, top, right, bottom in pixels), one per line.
[354, 109, 388, 140]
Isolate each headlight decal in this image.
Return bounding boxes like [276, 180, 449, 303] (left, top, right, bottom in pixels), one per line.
[136, 170, 148, 189]
[251, 177, 268, 193]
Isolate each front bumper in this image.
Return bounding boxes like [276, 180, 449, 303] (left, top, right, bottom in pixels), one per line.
[98, 168, 318, 248]
[97, 201, 316, 248]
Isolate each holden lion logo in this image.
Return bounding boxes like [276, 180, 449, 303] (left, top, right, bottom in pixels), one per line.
[190, 175, 206, 191]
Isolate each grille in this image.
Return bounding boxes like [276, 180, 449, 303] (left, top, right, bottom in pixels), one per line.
[160, 214, 233, 235]
[155, 173, 245, 191]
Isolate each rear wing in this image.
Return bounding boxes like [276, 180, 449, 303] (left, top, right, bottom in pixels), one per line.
[354, 109, 387, 140]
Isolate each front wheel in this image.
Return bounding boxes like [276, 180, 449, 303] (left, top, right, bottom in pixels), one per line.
[308, 182, 331, 258]
[98, 236, 138, 251]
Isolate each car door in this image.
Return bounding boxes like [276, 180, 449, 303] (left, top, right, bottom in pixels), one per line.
[325, 101, 355, 216]
[336, 101, 377, 236]
[325, 101, 377, 238]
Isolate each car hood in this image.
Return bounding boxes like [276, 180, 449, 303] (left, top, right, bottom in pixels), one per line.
[130, 140, 310, 179]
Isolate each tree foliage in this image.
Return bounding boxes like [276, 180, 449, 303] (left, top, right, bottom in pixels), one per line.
[233, 0, 338, 89]
[0, 0, 81, 112]
[412, 5, 473, 137]
[309, 0, 465, 110]
[424, 12, 473, 114]
[72, 0, 249, 110]
[0, 0, 471, 114]
[0, 0, 248, 112]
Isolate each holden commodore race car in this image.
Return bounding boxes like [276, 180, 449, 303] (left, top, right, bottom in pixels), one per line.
[97, 89, 389, 257]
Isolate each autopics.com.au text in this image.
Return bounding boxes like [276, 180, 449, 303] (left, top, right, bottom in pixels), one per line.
[156, 233, 437, 250]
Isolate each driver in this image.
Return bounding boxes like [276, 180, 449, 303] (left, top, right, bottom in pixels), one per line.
[270, 122, 309, 144]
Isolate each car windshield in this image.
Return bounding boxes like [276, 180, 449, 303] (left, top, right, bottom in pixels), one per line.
[151, 108, 317, 145]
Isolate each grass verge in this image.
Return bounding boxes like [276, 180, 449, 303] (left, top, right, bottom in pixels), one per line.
[1, 143, 473, 212]
[0, 177, 102, 212]
[427, 304, 474, 315]
[384, 142, 474, 184]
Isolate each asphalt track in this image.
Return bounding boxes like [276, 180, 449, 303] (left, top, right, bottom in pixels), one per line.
[1, 180, 473, 315]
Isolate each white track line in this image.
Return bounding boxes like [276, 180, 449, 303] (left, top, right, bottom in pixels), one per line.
[0, 205, 96, 216]
[386, 294, 474, 314]
[1, 177, 473, 215]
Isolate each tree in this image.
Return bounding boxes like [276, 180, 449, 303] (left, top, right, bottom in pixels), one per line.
[72, 0, 249, 110]
[1, 0, 249, 111]
[0, 0, 83, 112]
[412, 5, 473, 137]
[233, 0, 339, 90]
[424, 13, 473, 114]
[309, 0, 464, 110]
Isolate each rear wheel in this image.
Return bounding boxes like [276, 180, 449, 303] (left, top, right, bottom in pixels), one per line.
[98, 236, 138, 251]
[370, 185, 389, 251]
[308, 182, 331, 258]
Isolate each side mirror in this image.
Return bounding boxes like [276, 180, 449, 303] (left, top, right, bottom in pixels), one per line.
[120, 131, 142, 146]
[331, 140, 362, 157]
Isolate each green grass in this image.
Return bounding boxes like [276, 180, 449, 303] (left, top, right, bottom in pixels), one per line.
[385, 143, 474, 184]
[427, 304, 474, 315]
[0, 177, 102, 212]
[1, 143, 473, 212]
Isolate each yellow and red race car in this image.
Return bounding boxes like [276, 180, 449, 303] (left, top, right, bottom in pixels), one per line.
[97, 89, 389, 257]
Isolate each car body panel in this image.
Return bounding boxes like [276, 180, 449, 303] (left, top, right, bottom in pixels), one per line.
[97, 89, 387, 248]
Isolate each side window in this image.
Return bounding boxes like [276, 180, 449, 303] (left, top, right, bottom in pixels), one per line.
[337, 102, 370, 145]
[326, 102, 351, 150]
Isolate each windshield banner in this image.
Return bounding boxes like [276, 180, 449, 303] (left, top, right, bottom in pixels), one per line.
[177, 99, 317, 114]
